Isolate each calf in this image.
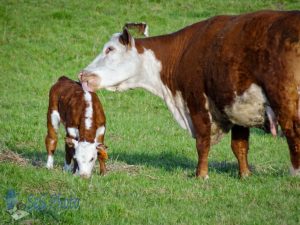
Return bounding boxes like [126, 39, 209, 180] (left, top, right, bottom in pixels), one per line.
[45, 76, 108, 178]
[79, 10, 300, 178]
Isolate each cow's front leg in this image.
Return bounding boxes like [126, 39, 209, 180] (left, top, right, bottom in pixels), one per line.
[195, 135, 211, 179]
[190, 110, 211, 179]
[231, 125, 251, 178]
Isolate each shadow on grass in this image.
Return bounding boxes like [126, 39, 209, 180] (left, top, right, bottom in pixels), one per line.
[111, 151, 242, 177]
[3, 145, 287, 178]
[111, 151, 289, 177]
[3, 145, 66, 168]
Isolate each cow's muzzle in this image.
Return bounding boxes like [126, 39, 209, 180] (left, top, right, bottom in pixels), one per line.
[78, 71, 101, 92]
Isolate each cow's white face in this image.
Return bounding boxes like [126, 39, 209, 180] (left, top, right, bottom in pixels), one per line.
[71, 140, 98, 178]
[80, 29, 142, 92]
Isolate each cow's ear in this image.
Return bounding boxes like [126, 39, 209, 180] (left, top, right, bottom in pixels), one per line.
[65, 137, 78, 148]
[119, 28, 133, 48]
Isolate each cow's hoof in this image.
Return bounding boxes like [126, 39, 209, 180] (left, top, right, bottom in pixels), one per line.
[240, 171, 251, 179]
[290, 166, 300, 176]
[196, 174, 209, 180]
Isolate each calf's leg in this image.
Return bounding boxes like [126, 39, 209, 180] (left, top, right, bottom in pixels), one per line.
[45, 125, 58, 169]
[64, 143, 75, 172]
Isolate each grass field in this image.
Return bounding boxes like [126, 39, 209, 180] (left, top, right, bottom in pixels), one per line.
[1, 0, 300, 224]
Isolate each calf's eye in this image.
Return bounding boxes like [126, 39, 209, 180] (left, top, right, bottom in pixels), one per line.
[89, 157, 94, 162]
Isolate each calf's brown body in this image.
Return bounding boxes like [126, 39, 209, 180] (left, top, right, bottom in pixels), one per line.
[45, 76, 107, 175]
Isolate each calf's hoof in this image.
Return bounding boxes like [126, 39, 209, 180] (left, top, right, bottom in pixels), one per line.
[46, 155, 54, 169]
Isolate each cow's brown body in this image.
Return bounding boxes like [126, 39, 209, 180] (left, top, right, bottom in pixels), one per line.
[80, 10, 300, 178]
[45, 76, 107, 176]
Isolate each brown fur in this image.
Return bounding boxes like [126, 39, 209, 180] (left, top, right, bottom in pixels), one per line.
[134, 10, 300, 177]
[45, 76, 107, 175]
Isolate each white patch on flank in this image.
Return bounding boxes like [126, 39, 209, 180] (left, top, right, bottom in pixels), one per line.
[63, 161, 72, 172]
[224, 84, 267, 127]
[84, 91, 93, 129]
[74, 141, 98, 178]
[67, 127, 79, 138]
[46, 155, 54, 169]
[96, 125, 106, 139]
[290, 166, 300, 176]
[51, 110, 60, 131]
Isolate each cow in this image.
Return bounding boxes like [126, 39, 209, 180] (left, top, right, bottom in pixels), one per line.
[45, 76, 108, 178]
[78, 10, 300, 178]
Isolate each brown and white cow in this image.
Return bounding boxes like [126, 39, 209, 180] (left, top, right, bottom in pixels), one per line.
[79, 10, 300, 178]
[45, 76, 108, 178]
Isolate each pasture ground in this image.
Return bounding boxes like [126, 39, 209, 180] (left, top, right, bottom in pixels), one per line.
[1, 0, 300, 224]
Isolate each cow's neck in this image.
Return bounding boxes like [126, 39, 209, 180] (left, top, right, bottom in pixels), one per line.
[133, 32, 197, 135]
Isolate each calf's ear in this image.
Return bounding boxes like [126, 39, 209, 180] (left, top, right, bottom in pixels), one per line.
[119, 28, 133, 48]
[65, 137, 78, 148]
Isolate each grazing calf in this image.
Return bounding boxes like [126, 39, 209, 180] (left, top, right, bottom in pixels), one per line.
[45, 76, 108, 178]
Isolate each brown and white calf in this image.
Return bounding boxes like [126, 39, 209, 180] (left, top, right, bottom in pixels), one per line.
[45, 76, 107, 178]
[79, 10, 300, 178]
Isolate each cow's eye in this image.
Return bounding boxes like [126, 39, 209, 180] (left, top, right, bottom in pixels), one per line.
[105, 46, 114, 54]
[89, 157, 94, 162]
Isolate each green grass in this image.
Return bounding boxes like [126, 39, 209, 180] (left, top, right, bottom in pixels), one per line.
[1, 0, 300, 224]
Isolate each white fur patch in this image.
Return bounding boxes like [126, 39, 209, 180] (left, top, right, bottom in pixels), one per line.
[67, 127, 79, 138]
[46, 155, 54, 169]
[290, 166, 300, 176]
[224, 84, 267, 127]
[96, 125, 106, 139]
[74, 141, 97, 178]
[162, 88, 195, 136]
[144, 24, 149, 37]
[84, 91, 93, 129]
[51, 110, 60, 131]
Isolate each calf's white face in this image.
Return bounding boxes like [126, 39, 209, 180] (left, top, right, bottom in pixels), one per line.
[80, 29, 141, 92]
[68, 139, 98, 178]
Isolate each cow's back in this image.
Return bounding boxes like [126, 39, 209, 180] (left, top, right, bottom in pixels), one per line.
[175, 11, 300, 127]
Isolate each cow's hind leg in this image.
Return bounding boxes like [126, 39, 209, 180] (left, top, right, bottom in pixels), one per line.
[264, 77, 300, 175]
[279, 113, 300, 175]
[231, 125, 251, 178]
